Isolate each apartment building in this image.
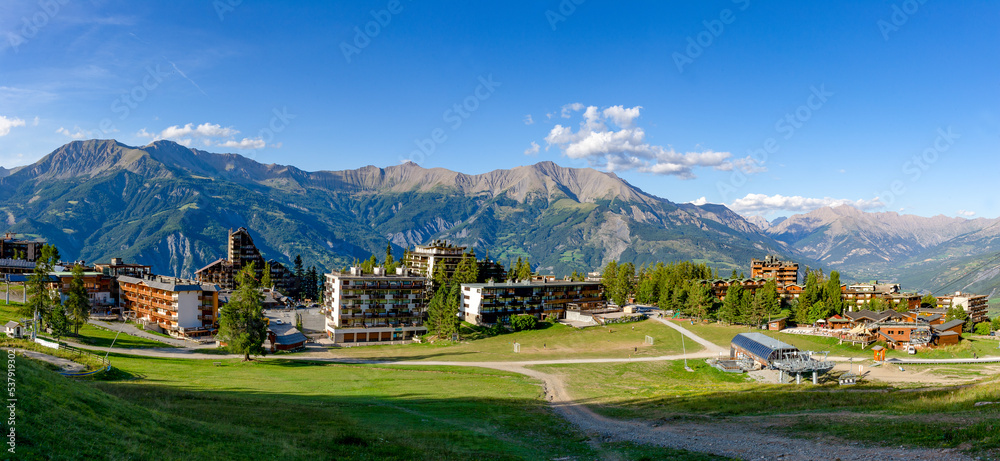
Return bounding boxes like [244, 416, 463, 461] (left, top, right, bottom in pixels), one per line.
[750, 255, 799, 286]
[0, 232, 43, 261]
[936, 292, 989, 324]
[195, 227, 295, 294]
[460, 280, 604, 325]
[840, 282, 920, 311]
[94, 258, 152, 310]
[118, 275, 220, 338]
[404, 240, 470, 279]
[323, 267, 427, 344]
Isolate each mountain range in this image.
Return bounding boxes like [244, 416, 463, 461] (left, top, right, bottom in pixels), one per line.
[1, 140, 998, 299]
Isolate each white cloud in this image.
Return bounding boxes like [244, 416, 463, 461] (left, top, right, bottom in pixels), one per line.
[56, 126, 88, 140]
[0, 116, 26, 136]
[542, 104, 760, 178]
[137, 122, 268, 150]
[523, 141, 540, 156]
[957, 210, 976, 217]
[32, 116, 39, 127]
[602, 105, 642, 128]
[560, 102, 584, 118]
[689, 197, 708, 206]
[523, 114, 534, 125]
[218, 138, 266, 149]
[728, 193, 885, 215]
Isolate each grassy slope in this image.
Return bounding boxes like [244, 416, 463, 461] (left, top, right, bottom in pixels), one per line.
[532, 360, 1000, 453]
[326, 320, 695, 362]
[13, 354, 721, 461]
[0, 301, 172, 349]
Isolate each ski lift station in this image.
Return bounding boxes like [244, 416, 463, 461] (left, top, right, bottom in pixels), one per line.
[727, 333, 835, 384]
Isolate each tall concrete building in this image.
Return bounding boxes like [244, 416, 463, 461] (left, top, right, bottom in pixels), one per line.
[323, 267, 427, 344]
[195, 227, 295, 294]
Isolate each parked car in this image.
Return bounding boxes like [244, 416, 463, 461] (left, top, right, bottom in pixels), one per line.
[275, 319, 284, 325]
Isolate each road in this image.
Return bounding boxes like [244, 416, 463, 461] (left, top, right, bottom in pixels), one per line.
[49, 318, 984, 460]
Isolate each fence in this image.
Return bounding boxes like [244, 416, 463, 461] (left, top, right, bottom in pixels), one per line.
[34, 337, 111, 377]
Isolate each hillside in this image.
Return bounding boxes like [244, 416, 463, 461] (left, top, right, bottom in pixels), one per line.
[0, 140, 792, 277]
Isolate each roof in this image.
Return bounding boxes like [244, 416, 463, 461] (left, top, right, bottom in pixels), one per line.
[4, 321, 20, 328]
[5, 274, 58, 283]
[936, 330, 960, 336]
[933, 319, 965, 332]
[844, 309, 880, 321]
[268, 323, 308, 345]
[731, 333, 798, 361]
[0, 259, 34, 269]
[768, 317, 787, 323]
[118, 275, 219, 293]
[195, 258, 230, 274]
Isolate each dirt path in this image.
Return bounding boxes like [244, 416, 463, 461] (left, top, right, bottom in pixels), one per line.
[15, 349, 86, 373]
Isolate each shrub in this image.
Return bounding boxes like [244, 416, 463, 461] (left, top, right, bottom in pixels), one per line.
[974, 322, 992, 336]
[510, 314, 538, 332]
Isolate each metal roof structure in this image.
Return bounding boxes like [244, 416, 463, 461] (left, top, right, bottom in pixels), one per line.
[731, 333, 798, 365]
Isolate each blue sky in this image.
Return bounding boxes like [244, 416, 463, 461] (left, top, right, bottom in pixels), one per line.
[1, 0, 997, 220]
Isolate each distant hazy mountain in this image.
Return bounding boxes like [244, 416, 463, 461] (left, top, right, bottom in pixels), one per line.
[0, 140, 791, 278]
[765, 205, 1000, 296]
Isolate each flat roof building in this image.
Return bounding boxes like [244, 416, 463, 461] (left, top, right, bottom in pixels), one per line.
[460, 280, 604, 326]
[0, 232, 43, 262]
[118, 275, 220, 338]
[404, 240, 470, 280]
[936, 292, 989, 324]
[323, 267, 427, 345]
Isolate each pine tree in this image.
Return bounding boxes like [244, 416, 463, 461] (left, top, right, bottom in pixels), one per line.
[516, 257, 532, 281]
[719, 282, 743, 324]
[49, 302, 71, 341]
[425, 285, 448, 335]
[22, 244, 59, 338]
[686, 282, 714, 320]
[293, 254, 305, 299]
[217, 263, 268, 361]
[65, 264, 91, 335]
[385, 242, 395, 271]
[823, 271, 844, 314]
[306, 266, 318, 300]
[261, 262, 273, 290]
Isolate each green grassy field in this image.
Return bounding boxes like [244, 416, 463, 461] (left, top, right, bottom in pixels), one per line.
[679, 320, 1000, 359]
[325, 319, 695, 362]
[14, 353, 722, 460]
[531, 360, 1000, 453]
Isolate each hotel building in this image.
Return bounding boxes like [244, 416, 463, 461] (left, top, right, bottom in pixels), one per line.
[118, 275, 220, 338]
